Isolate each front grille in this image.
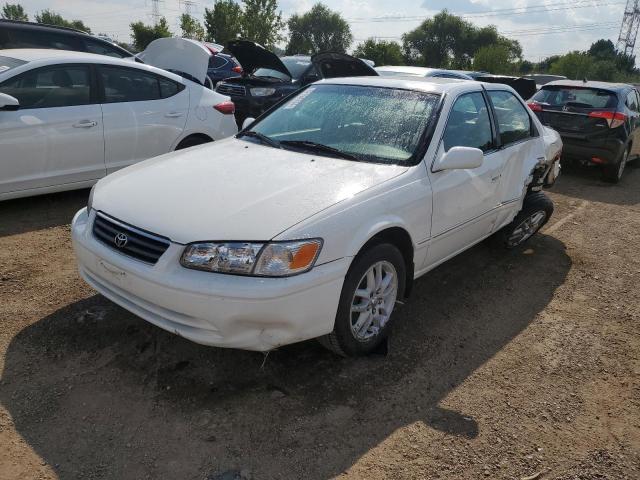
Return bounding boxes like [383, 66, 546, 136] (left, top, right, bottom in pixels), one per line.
[216, 83, 246, 96]
[93, 212, 170, 264]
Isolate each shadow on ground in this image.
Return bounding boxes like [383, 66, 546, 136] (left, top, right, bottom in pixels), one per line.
[552, 161, 640, 207]
[0, 234, 571, 479]
[0, 189, 89, 238]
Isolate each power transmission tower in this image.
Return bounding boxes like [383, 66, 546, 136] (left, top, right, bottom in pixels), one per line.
[149, 0, 163, 25]
[617, 0, 640, 55]
[180, 0, 198, 17]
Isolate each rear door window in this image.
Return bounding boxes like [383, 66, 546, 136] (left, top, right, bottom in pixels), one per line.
[0, 65, 91, 108]
[84, 39, 129, 58]
[626, 90, 638, 112]
[487, 90, 532, 146]
[208, 56, 228, 69]
[99, 66, 183, 102]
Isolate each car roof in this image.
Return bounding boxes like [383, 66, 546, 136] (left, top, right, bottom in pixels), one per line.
[543, 79, 632, 92]
[318, 75, 484, 94]
[0, 49, 184, 83]
[0, 19, 86, 34]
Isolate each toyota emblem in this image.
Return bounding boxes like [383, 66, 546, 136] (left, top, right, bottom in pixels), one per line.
[114, 232, 128, 248]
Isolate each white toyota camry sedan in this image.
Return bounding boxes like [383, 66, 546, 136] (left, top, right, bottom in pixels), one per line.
[0, 39, 237, 201]
[71, 76, 562, 356]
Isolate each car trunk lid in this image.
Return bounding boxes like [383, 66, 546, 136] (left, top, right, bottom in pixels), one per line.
[138, 37, 212, 85]
[226, 40, 291, 78]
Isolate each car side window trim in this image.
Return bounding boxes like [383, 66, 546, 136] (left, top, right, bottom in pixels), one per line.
[431, 89, 497, 171]
[0, 62, 97, 109]
[96, 64, 185, 104]
[485, 88, 538, 149]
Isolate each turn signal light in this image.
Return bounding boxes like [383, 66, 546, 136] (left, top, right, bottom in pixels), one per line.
[214, 101, 235, 115]
[588, 110, 627, 128]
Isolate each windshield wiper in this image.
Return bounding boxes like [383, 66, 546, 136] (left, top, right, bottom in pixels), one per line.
[237, 130, 281, 149]
[280, 140, 359, 161]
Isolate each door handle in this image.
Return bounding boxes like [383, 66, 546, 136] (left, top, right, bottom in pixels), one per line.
[73, 120, 97, 128]
[165, 112, 183, 118]
[491, 174, 501, 183]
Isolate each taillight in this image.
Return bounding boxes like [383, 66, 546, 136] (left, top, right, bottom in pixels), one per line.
[588, 110, 627, 128]
[527, 102, 543, 112]
[232, 66, 243, 74]
[214, 101, 235, 115]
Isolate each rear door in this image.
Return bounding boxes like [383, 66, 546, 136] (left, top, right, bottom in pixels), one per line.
[625, 89, 640, 157]
[98, 65, 189, 174]
[0, 63, 105, 194]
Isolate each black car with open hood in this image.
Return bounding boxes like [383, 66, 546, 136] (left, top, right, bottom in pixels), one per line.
[216, 40, 377, 126]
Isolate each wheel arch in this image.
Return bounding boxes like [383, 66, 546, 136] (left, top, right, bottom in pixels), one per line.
[173, 132, 213, 150]
[353, 226, 415, 298]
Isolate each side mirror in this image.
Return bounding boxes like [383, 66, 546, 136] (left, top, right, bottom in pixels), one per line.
[241, 117, 255, 130]
[0, 93, 19, 111]
[434, 146, 483, 171]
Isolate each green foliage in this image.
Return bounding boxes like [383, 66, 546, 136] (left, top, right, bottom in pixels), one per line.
[401, 10, 521, 69]
[285, 3, 352, 55]
[204, 0, 243, 45]
[241, 0, 284, 49]
[35, 9, 92, 33]
[180, 13, 205, 41]
[473, 44, 514, 75]
[130, 17, 172, 51]
[1, 3, 28, 21]
[353, 39, 404, 66]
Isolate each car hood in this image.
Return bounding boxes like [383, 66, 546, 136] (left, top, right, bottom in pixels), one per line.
[138, 37, 212, 84]
[311, 52, 378, 78]
[92, 138, 409, 244]
[227, 40, 291, 77]
[476, 75, 537, 100]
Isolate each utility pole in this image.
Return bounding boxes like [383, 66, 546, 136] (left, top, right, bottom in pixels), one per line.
[617, 0, 640, 55]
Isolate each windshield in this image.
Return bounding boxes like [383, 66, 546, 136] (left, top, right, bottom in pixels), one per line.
[532, 86, 617, 110]
[247, 84, 440, 165]
[0, 55, 26, 75]
[254, 57, 310, 80]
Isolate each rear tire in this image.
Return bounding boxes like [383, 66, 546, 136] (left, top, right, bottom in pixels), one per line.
[493, 192, 554, 249]
[175, 135, 211, 151]
[318, 243, 406, 357]
[602, 146, 629, 183]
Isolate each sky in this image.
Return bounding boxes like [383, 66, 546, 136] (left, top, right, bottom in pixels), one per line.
[13, 0, 629, 61]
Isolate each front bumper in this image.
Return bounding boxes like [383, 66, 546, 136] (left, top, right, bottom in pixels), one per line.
[71, 208, 348, 351]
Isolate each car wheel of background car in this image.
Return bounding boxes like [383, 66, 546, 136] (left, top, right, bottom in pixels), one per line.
[318, 243, 406, 357]
[175, 135, 212, 150]
[602, 146, 629, 183]
[494, 192, 554, 249]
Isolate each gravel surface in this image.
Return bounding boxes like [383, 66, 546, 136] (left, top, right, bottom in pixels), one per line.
[0, 165, 639, 480]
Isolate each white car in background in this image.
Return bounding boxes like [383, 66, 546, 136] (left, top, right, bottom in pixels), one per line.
[0, 39, 237, 201]
[72, 77, 562, 357]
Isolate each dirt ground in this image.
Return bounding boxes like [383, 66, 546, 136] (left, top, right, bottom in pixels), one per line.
[0, 164, 639, 480]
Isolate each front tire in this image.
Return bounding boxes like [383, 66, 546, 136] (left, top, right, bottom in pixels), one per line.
[494, 192, 554, 249]
[318, 243, 406, 357]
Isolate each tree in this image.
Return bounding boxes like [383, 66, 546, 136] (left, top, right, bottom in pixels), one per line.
[241, 0, 284, 49]
[1, 3, 28, 21]
[548, 52, 595, 80]
[35, 9, 92, 33]
[353, 39, 404, 66]
[204, 0, 243, 45]
[402, 10, 521, 69]
[473, 44, 514, 74]
[285, 3, 352, 55]
[180, 13, 205, 41]
[130, 17, 172, 51]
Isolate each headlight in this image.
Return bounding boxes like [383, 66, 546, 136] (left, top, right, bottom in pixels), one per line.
[87, 184, 96, 211]
[250, 87, 276, 97]
[180, 239, 322, 277]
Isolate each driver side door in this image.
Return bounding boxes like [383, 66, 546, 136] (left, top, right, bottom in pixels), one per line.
[425, 91, 507, 268]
